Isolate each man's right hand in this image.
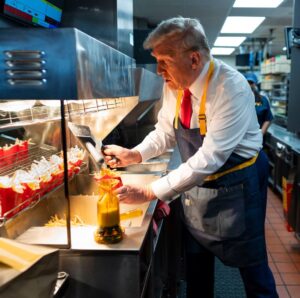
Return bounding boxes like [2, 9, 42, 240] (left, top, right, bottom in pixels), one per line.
[102, 145, 142, 168]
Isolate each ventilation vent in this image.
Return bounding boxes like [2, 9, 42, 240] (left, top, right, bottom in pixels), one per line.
[4, 50, 47, 86]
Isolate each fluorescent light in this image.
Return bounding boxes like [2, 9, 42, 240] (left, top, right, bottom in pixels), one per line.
[221, 17, 265, 34]
[233, 0, 284, 8]
[214, 36, 246, 47]
[211, 47, 235, 55]
[283, 46, 287, 51]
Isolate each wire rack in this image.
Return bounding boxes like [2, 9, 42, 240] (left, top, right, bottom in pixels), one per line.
[0, 143, 87, 224]
[0, 103, 61, 128]
[0, 98, 127, 129]
[0, 98, 125, 222]
[66, 98, 126, 116]
[0, 144, 58, 176]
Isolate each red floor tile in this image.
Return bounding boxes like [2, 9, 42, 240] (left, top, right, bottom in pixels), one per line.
[284, 244, 300, 254]
[264, 188, 300, 288]
[277, 230, 294, 238]
[273, 272, 284, 285]
[269, 217, 287, 224]
[287, 286, 300, 298]
[268, 243, 287, 253]
[271, 252, 292, 262]
[272, 223, 290, 232]
[276, 285, 291, 298]
[278, 234, 297, 245]
[267, 211, 281, 218]
[281, 273, 300, 285]
[294, 263, 300, 273]
[275, 262, 298, 273]
[289, 253, 300, 263]
[269, 262, 278, 273]
[266, 236, 282, 245]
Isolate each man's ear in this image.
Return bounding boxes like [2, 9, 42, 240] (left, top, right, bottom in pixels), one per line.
[190, 51, 201, 70]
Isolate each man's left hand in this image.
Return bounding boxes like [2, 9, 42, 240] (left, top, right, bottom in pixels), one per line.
[115, 185, 156, 204]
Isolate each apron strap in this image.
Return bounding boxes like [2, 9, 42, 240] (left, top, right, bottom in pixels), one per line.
[204, 153, 258, 182]
[199, 60, 214, 136]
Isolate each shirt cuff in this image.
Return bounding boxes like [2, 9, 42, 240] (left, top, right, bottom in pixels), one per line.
[133, 143, 155, 162]
[150, 175, 179, 201]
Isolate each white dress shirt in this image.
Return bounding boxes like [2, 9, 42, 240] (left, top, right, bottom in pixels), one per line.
[134, 58, 262, 201]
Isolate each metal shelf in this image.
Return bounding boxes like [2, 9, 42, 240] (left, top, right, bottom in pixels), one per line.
[0, 144, 58, 176]
[0, 98, 126, 130]
[271, 106, 286, 110]
[271, 97, 287, 101]
[0, 140, 87, 224]
[0, 161, 87, 225]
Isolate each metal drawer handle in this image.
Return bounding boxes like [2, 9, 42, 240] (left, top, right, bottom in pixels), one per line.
[7, 78, 47, 86]
[4, 50, 45, 59]
[6, 69, 46, 78]
[6, 60, 46, 68]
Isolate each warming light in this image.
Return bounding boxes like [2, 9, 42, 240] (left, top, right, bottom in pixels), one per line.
[233, 0, 284, 8]
[214, 36, 246, 47]
[211, 47, 235, 55]
[221, 17, 265, 34]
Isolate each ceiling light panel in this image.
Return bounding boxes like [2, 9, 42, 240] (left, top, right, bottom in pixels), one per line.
[233, 0, 284, 8]
[211, 47, 235, 55]
[221, 17, 265, 34]
[214, 36, 246, 47]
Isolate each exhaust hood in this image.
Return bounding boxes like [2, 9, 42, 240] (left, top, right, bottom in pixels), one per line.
[0, 28, 136, 100]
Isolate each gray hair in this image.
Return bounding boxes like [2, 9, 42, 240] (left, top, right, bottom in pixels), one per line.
[143, 17, 210, 59]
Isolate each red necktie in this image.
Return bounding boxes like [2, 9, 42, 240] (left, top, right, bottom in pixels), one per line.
[180, 89, 192, 129]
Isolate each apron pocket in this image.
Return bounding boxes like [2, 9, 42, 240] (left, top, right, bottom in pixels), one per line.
[182, 184, 245, 239]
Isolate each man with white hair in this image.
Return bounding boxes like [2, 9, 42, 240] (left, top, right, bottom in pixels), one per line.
[104, 17, 278, 298]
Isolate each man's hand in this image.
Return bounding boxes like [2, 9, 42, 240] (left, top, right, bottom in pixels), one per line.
[103, 145, 142, 168]
[115, 184, 156, 204]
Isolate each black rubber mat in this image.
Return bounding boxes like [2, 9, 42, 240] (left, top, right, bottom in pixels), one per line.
[178, 258, 246, 297]
[214, 258, 246, 298]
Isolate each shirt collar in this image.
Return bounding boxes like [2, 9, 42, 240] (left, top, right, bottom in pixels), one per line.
[189, 60, 211, 101]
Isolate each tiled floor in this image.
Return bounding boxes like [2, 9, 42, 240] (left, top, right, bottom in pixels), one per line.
[266, 188, 300, 298]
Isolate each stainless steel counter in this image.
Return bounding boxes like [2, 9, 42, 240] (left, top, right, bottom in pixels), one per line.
[16, 200, 156, 251]
[14, 173, 160, 251]
[268, 124, 300, 154]
[2, 154, 173, 298]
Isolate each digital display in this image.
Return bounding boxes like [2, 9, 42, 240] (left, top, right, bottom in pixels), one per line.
[3, 0, 64, 28]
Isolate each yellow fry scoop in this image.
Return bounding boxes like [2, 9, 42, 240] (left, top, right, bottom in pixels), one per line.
[120, 209, 143, 221]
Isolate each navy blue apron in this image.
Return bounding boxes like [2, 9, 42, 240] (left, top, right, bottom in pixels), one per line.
[174, 120, 268, 267]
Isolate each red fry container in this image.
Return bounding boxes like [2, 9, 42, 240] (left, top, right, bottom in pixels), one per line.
[69, 159, 83, 168]
[20, 182, 39, 208]
[18, 140, 29, 161]
[51, 170, 64, 188]
[39, 176, 53, 195]
[0, 147, 4, 168]
[95, 174, 123, 190]
[73, 166, 81, 175]
[0, 177, 12, 218]
[3, 144, 19, 165]
[13, 192, 24, 213]
[67, 163, 76, 178]
[0, 187, 15, 218]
